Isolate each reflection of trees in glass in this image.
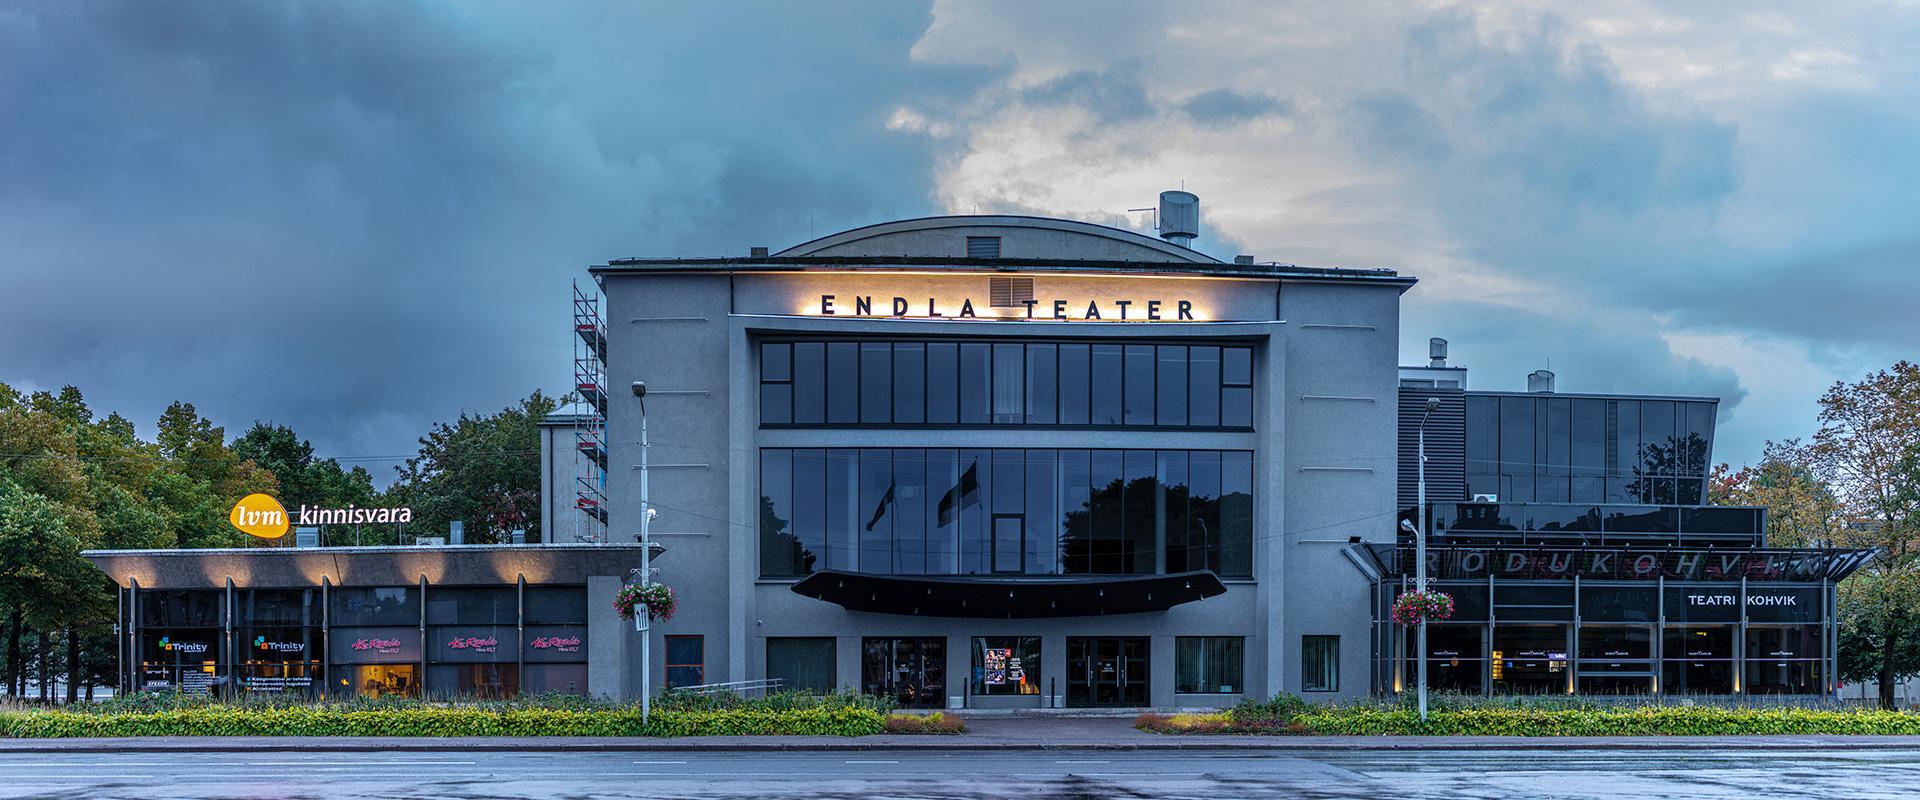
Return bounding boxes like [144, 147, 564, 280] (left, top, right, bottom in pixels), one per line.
[760, 495, 814, 576]
[1627, 433, 1709, 503]
[1057, 476, 1244, 574]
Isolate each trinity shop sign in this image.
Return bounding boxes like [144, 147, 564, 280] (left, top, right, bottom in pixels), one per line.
[815, 294, 1198, 321]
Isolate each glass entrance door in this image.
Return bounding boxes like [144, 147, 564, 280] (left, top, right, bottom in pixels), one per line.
[862, 637, 946, 709]
[1067, 637, 1149, 707]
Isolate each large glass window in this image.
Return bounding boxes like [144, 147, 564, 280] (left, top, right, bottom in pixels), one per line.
[329, 587, 419, 627]
[1491, 624, 1567, 695]
[863, 637, 946, 709]
[761, 339, 1253, 429]
[762, 448, 1254, 578]
[1177, 636, 1245, 694]
[1409, 624, 1483, 694]
[766, 637, 836, 694]
[972, 636, 1040, 696]
[1299, 636, 1337, 693]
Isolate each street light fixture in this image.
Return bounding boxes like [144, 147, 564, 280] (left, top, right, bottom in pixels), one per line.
[1415, 395, 1438, 723]
[631, 381, 653, 724]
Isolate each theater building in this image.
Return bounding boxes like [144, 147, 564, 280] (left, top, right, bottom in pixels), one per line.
[84, 192, 1868, 704]
[572, 194, 1410, 708]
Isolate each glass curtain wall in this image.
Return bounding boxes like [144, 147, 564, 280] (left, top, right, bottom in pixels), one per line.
[760, 448, 1254, 578]
[760, 341, 1255, 429]
[1465, 396, 1716, 505]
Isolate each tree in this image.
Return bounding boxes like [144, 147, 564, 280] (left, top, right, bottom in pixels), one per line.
[1812, 362, 1920, 708]
[1718, 439, 1845, 548]
[231, 422, 377, 514]
[386, 391, 557, 545]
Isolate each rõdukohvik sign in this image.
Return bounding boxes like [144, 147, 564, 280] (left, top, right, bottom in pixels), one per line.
[1418, 547, 1844, 582]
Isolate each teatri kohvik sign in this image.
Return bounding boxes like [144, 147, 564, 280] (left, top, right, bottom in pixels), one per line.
[228, 493, 414, 539]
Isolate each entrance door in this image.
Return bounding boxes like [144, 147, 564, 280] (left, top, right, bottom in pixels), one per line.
[862, 637, 946, 709]
[1067, 637, 1150, 707]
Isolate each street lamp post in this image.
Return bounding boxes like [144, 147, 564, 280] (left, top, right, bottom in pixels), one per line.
[1415, 396, 1438, 724]
[632, 381, 652, 725]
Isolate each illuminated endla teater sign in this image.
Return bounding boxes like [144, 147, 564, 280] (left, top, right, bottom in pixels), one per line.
[814, 294, 1199, 321]
[228, 493, 414, 539]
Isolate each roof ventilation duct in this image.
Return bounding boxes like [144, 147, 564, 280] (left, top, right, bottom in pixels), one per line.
[1528, 369, 1556, 393]
[1429, 338, 1448, 368]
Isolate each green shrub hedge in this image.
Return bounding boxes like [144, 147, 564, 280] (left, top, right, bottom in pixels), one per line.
[1150, 693, 1920, 736]
[1290, 705, 1920, 736]
[0, 692, 888, 738]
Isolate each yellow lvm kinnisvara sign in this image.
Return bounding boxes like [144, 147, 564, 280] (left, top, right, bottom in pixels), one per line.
[228, 494, 417, 539]
[229, 493, 290, 538]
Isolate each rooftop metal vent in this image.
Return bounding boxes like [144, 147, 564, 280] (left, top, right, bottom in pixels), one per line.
[1528, 369, 1556, 393]
[989, 277, 1034, 308]
[966, 236, 1001, 259]
[1429, 338, 1448, 368]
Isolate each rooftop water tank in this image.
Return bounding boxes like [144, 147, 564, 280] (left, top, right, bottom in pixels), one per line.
[1158, 190, 1199, 247]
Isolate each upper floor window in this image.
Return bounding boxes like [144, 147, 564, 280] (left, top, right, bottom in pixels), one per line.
[759, 339, 1255, 429]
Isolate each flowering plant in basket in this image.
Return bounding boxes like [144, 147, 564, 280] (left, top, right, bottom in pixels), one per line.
[1391, 589, 1454, 625]
[614, 583, 676, 623]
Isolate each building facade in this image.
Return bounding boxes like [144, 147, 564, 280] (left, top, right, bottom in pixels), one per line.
[82, 196, 1868, 705]
[579, 206, 1412, 707]
[1363, 351, 1871, 696]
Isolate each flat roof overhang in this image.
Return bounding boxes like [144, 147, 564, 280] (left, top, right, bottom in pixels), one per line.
[83, 543, 662, 590]
[789, 570, 1228, 618]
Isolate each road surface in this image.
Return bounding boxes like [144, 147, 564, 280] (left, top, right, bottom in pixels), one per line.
[3, 746, 1919, 798]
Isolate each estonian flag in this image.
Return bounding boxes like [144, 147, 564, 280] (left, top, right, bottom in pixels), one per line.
[865, 483, 896, 531]
[936, 461, 980, 527]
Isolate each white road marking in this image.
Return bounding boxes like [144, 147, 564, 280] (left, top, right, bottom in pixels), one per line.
[845, 759, 899, 764]
[1056, 759, 1110, 764]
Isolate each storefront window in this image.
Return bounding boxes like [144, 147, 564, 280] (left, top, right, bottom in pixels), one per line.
[972, 636, 1040, 696]
[329, 587, 419, 627]
[1176, 636, 1244, 693]
[1408, 624, 1483, 694]
[863, 637, 946, 709]
[1492, 624, 1568, 695]
[341, 664, 419, 699]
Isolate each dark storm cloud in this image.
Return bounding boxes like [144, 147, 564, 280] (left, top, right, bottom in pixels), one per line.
[1180, 89, 1290, 128]
[0, 1, 992, 476]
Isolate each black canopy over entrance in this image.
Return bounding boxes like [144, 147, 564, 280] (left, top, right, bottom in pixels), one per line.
[790, 570, 1227, 618]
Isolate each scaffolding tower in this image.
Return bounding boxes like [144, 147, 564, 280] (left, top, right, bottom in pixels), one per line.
[571, 279, 610, 543]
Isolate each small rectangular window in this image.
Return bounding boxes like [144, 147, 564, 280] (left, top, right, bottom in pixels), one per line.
[666, 635, 705, 689]
[1302, 635, 1339, 692]
[966, 236, 1002, 259]
[1175, 636, 1244, 693]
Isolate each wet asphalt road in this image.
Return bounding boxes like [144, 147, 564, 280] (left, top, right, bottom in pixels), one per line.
[3, 747, 1919, 799]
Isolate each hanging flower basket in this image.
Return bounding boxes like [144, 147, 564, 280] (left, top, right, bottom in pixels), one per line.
[1392, 589, 1454, 625]
[615, 583, 676, 623]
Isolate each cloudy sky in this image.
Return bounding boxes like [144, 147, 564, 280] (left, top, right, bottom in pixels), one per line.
[2, 1, 1915, 478]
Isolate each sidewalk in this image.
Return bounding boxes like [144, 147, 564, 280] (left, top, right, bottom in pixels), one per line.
[6, 716, 1920, 753]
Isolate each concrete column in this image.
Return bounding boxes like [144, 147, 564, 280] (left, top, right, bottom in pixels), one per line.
[1150, 633, 1176, 708]
[587, 575, 629, 701]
